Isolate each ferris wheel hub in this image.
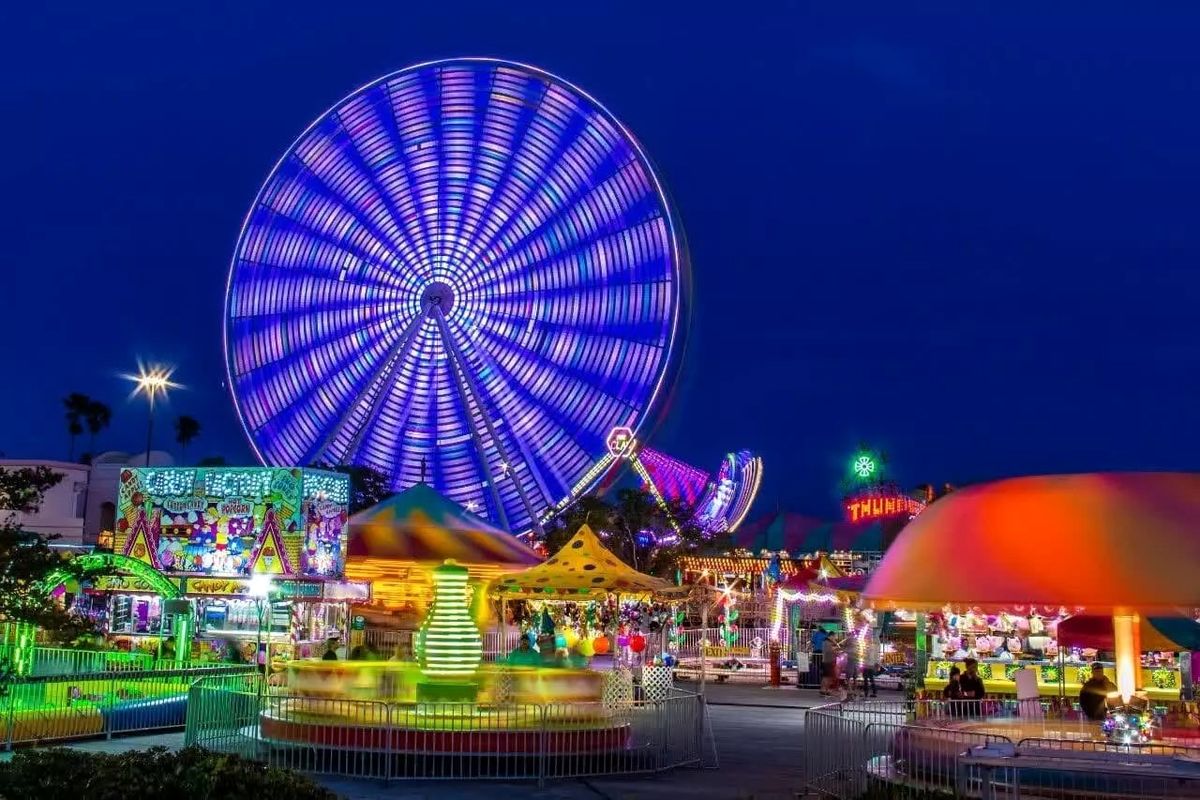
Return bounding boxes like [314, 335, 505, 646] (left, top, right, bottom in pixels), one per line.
[422, 281, 457, 314]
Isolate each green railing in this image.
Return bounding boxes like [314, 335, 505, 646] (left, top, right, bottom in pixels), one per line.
[1, 665, 257, 750]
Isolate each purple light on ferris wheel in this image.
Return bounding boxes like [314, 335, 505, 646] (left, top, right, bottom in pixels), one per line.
[638, 447, 710, 507]
[224, 59, 684, 535]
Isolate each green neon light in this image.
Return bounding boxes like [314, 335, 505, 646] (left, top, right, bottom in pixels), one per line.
[852, 455, 876, 480]
[420, 561, 482, 680]
[41, 553, 182, 598]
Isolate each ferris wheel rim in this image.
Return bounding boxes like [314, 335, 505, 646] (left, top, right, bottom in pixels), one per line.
[222, 57, 685, 531]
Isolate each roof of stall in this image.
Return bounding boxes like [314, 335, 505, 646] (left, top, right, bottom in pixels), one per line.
[491, 524, 675, 600]
[862, 473, 1200, 614]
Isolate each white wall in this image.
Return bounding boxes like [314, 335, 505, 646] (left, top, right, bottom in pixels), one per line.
[0, 459, 90, 545]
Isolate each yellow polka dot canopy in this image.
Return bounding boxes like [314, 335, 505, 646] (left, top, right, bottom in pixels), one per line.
[493, 525, 675, 599]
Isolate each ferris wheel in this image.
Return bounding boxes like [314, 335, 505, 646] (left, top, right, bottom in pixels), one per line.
[224, 58, 684, 535]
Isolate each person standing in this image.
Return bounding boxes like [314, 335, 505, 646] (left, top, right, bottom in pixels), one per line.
[820, 634, 838, 696]
[959, 658, 986, 716]
[1079, 663, 1118, 720]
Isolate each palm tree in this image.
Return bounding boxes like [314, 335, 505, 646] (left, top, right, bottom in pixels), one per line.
[63, 393, 91, 461]
[84, 400, 112, 459]
[174, 415, 201, 463]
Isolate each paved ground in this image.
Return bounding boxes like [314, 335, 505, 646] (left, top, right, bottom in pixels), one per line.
[50, 684, 839, 799]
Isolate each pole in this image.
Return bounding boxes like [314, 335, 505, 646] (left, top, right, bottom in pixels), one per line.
[144, 394, 154, 466]
[699, 600, 708, 695]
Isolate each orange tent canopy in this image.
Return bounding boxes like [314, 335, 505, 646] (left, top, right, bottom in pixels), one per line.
[861, 473, 1200, 615]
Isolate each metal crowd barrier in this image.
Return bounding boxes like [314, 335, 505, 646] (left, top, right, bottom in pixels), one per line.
[1, 665, 257, 750]
[805, 699, 1200, 799]
[186, 678, 714, 785]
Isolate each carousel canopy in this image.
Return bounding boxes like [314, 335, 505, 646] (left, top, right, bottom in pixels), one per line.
[735, 512, 884, 554]
[492, 525, 674, 600]
[347, 483, 540, 566]
[862, 473, 1200, 614]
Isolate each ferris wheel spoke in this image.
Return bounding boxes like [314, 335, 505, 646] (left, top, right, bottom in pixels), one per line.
[433, 308, 546, 532]
[443, 322, 568, 504]
[238, 201, 411, 297]
[435, 66, 504, 278]
[377, 72, 446, 275]
[468, 159, 659, 295]
[453, 81, 589, 288]
[313, 309, 432, 466]
[238, 312, 412, 451]
[468, 322, 641, 455]
[284, 136, 429, 281]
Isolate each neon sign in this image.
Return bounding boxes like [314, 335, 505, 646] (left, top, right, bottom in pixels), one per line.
[844, 492, 925, 523]
[852, 456, 876, 480]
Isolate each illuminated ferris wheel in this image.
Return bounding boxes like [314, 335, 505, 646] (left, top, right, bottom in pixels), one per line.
[224, 59, 684, 535]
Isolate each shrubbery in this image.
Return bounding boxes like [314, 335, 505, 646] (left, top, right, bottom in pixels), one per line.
[0, 746, 337, 800]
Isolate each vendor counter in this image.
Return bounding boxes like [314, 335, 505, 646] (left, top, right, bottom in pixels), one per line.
[924, 659, 1182, 701]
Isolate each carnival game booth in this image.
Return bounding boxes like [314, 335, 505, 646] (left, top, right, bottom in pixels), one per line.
[346, 484, 541, 610]
[862, 473, 1200, 747]
[101, 467, 366, 664]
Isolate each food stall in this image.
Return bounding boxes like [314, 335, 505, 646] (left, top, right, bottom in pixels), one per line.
[103, 466, 368, 663]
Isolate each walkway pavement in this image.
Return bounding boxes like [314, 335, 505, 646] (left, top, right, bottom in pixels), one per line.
[47, 688, 835, 799]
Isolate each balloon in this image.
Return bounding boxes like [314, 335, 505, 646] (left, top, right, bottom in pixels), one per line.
[663, 653, 677, 667]
[617, 634, 630, 648]
[630, 634, 646, 653]
[564, 629, 580, 649]
[578, 638, 595, 657]
[592, 636, 611, 655]
[554, 633, 567, 649]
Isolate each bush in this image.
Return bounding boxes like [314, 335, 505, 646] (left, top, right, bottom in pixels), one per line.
[0, 746, 337, 800]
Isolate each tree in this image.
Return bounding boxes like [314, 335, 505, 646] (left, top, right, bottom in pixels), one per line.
[543, 487, 724, 578]
[0, 467, 95, 642]
[310, 463, 395, 513]
[196, 455, 228, 467]
[62, 393, 91, 461]
[174, 415, 201, 463]
[84, 399, 112, 459]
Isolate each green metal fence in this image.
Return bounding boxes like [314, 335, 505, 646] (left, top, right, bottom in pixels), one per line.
[1, 665, 256, 750]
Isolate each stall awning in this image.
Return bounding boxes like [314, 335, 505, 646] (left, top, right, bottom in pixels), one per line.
[1058, 615, 1200, 651]
[863, 473, 1200, 614]
[492, 525, 674, 600]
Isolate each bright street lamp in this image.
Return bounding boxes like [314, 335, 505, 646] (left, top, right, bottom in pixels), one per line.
[124, 363, 180, 466]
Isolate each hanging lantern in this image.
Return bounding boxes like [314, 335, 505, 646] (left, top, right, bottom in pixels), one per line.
[419, 560, 483, 680]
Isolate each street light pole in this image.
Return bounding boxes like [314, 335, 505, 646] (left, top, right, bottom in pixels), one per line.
[145, 392, 155, 467]
[125, 363, 180, 466]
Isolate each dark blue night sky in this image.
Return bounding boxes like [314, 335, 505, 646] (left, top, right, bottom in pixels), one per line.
[3, 2, 1198, 518]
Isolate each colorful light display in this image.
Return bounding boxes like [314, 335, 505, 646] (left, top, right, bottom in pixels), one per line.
[223, 58, 684, 536]
[420, 560, 483, 680]
[843, 491, 926, 523]
[568, 429, 763, 533]
[115, 467, 349, 578]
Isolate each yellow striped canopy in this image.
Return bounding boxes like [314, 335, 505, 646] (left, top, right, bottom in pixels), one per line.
[492, 525, 675, 600]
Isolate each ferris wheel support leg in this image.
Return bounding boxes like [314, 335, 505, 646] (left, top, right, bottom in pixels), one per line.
[432, 307, 546, 535]
[432, 310, 512, 531]
[305, 309, 429, 466]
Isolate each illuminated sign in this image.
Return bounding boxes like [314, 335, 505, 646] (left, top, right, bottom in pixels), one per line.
[843, 493, 925, 523]
[91, 575, 183, 594]
[115, 467, 349, 579]
[606, 426, 635, 457]
[185, 578, 250, 596]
